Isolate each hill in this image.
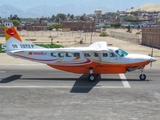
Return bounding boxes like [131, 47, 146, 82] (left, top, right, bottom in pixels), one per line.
[126, 4, 160, 12]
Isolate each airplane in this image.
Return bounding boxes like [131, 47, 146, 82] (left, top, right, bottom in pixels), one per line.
[4, 22, 156, 82]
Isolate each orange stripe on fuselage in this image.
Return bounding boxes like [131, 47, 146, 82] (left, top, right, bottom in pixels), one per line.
[48, 60, 150, 74]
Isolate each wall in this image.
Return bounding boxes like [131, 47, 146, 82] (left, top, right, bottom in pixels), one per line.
[0, 27, 4, 37]
[142, 27, 160, 48]
[62, 22, 95, 32]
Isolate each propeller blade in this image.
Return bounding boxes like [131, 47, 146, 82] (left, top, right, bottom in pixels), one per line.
[150, 60, 152, 68]
[150, 47, 153, 68]
[151, 47, 153, 57]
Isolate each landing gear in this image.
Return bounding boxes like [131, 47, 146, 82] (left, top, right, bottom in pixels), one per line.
[139, 74, 146, 80]
[139, 69, 146, 80]
[88, 74, 96, 82]
[88, 67, 97, 82]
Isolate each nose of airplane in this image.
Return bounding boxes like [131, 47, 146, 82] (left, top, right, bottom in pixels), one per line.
[150, 57, 157, 62]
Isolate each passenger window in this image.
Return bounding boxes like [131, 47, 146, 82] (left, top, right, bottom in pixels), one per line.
[66, 52, 72, 57]
[110, 52, 117, 57]
[84, 53, 91, 57]
[58, 53, 64, 57]
[94, 53, 98, 57]
[103, 53, 108, 57]
[51, 52, 57, 57]
[74, 53, 80, 57]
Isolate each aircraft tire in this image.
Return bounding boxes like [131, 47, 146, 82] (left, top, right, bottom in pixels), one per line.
[139, 74, 146, 80]
[88, 74, 96, 82]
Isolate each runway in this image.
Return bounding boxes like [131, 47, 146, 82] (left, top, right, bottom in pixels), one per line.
[0, 65, 160, 120]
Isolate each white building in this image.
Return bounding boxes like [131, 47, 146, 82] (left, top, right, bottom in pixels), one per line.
[95, 9, 102, 22]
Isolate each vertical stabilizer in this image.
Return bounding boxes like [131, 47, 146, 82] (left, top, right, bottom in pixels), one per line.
[4, 22, 22, 42]
[4, 22, 45, 51]
[4, 22, 22, 51]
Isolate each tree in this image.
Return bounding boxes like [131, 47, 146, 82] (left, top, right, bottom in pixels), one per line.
[11, 20, 20, 27]
[51, 15, 55, 21]
[80, 15, 84, 21]
[50, 24, 62, 30]
[111, 23, 121, 28]
[70, 14, 74, 20]
[10, 14, 21, 21]
[67, 13, 70, 18]
[55, 13, 66, 23]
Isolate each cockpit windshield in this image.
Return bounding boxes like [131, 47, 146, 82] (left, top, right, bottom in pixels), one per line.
[115, 49, 128, 57]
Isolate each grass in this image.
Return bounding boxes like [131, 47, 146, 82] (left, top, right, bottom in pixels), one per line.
[35, 43, 63, 48]
[0, 43, 5, 53]
[99, 31, 109, 37]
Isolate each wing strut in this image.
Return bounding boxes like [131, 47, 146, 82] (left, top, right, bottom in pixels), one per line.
[98, 53, 103, 65]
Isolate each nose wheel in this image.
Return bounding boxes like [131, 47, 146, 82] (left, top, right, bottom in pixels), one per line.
[139, 69, 146, 80]
[139, 74, 146, 80]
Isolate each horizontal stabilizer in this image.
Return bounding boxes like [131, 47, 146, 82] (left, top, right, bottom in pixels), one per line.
[10, 50, 24, 53]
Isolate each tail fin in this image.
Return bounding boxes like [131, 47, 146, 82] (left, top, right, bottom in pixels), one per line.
[4, 22, 22, 42]
[4, 22, 22, 51]
[4, 22, 45, 51]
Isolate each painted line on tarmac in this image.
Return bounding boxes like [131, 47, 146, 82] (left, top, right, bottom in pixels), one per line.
[0, 86, 125, 89]
[0, 71, 6, 73]
[119, 74, 131, 88]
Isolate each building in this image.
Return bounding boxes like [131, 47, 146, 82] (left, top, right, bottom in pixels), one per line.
[95, 9, 102, 22]
[62, 21, 95, 32]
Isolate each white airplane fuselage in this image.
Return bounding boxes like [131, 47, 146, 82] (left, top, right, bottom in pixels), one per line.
[6, 45, 155, 74]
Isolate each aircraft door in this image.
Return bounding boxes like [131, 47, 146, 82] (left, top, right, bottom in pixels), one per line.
[108, 51, 120, 63]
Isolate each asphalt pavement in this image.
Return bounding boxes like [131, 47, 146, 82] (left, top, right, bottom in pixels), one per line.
[0, 65, 160, 120]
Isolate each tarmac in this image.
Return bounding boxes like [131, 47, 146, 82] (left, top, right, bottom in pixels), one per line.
[0, 65, 160, 120]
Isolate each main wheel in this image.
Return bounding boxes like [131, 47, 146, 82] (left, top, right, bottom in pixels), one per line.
[139, 74, 146, 80]
[88, 74, 96, 82]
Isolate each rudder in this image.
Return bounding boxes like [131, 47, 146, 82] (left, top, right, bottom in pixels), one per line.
[4, 22, 46, 52]
[4, 22, 22, 42]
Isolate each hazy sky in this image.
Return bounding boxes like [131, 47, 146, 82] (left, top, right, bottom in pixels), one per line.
[1, 0, 160, 10]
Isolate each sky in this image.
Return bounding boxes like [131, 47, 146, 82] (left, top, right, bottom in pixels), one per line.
[1, 0, 160, 11]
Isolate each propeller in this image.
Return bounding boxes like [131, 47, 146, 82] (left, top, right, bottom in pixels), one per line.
[150, 46, 154, 68]
[149, 28, 156, 68]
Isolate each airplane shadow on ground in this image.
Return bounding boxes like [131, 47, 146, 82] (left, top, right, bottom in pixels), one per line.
[0, 74, 101, 93]
[0, 74, 150, 93]
[70, 74, 101, 93]
[0, 75, 22, 83]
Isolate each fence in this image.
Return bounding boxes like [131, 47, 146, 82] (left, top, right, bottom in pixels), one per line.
[108, 31, 141, 44]
[18, 30, 99, 38]
[142, 27, 160, 48]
